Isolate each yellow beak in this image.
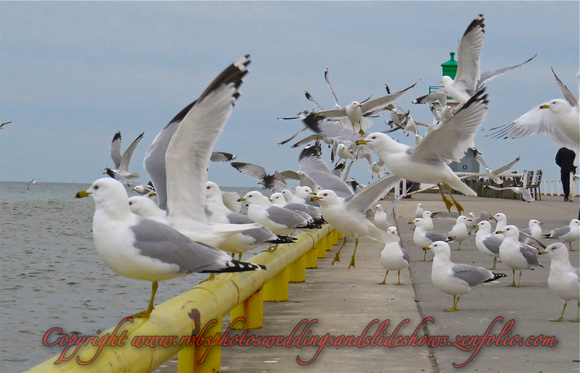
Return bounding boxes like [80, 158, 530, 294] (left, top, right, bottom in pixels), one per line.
[75, 190, 90, 198]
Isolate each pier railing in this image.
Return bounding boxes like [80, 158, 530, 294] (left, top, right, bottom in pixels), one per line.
[26, 225, 338, 373]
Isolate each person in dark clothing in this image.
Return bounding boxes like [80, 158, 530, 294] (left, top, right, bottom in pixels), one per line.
[555, 147, 576, 201]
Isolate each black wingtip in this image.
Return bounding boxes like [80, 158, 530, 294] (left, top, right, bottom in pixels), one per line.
[299, 141, 322, 161]
[230, 162, 246, 172]
[484, 272, 508, 282]
[464, 14, 485, 37]
[301, 112, 325, 134]
[112, 131, 122, 142]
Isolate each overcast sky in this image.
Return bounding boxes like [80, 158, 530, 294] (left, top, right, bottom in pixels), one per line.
[1, 1, 578, 188]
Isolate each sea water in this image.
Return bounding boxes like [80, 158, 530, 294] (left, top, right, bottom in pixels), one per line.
[0, 181, 257, 372]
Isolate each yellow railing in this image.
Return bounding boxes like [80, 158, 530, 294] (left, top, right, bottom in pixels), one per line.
[26, 226, 339, 373]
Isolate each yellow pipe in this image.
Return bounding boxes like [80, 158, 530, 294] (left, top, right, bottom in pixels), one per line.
[230, 287, 264, 330]
[317, 235, 327, 258]
[25, 226, 332, 373]
[263, 266, 289, 302]
[288, 255, 306, 283]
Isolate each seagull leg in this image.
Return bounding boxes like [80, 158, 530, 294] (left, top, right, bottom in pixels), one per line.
[129, 281, 158, 319]
[238, 252, 243, 261]
[262, 244, 278, 252]
[395, 270, 404, 286]
[438, 184, 454, 212]
[200, 273, 215, 284]
[348, 238, 358, 268]
[507, 269, 517, 287]
[377, 270, 388, 285]
[516, 270, 522, 287]
[490, 257, 497, 270]
[332, 237, 347, 265]
[573, 301, 580, 322]
[550, 301, 567, 322]
[444, 295, 459, 312]
[445, 183, 465, 215]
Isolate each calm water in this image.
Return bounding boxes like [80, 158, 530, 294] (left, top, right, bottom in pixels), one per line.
[0, 181, 257, 372]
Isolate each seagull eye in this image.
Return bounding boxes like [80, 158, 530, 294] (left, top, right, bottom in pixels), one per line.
[371, 136, 376, 139]
[129, 201, 133, 205]
[323, 193, 328, 196]
[206, 186, 210, 189]
[94, 185, 99, 190]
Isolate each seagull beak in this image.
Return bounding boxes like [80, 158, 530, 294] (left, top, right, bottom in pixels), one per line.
[489, 217, 496, 220]
[75, 190, 91, 198]
[149, 192, 157, 197]
[408, 221, 415, 225]
[539, 104, 549, 109]
[538, 250, 547, 255]
[496, 230, 504, 234]
[355, 139, 367, 145]
[237, 197, 246, 202]
[311, 196, 321, 201]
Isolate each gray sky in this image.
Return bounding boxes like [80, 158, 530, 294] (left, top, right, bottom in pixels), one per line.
[1, 1, 578, 187]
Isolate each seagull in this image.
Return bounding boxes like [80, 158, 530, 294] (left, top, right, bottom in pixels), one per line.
[496, 225, 543, 287]
[447, 215, 471, 250]
[378, 227, 409, 286]
[543, 219, 580, 251]
[75, 178, 265, 318]
[474, 151, 520, 184]
[440, 15, 485, 104]
[0, 121, 12, 130]
[429, 241, 507, 312]
[422, 210, 434, 231]
[409, 218, 450, 261]
[239, 191, 317, 239]
[485, 185, 535, 202]
[26, 178, 37, 190]
[106, 131, 144, 180]
[521, 219, 543, 243]
[373, 204, 389, 231]
[270, 192, 325, 227]
[205, 182, 294, 258]
[311, 174, 401, 268]
[308, 82, 416, 134]
[490, 212, 509, 233]
[230, 161, 290, 192]
[210, 151, 237, 162]
[415, 203, 424, 218]
[298, 142, 356, 199]
[142, 55, 260, 248]
[544, 243, 579, 322]
[369, 161, 387, 179]
[128, 196, 168, 223]
[475, 220, 503, 269]
[488, 69, 580, 161]
[355, 89, 489, 214]
[142, 55, 250, 212]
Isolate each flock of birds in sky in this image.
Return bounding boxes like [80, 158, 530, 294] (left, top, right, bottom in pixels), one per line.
[68, 14, 578, 320]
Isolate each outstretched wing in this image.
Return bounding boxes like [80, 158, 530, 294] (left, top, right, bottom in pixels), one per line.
[411, 89, 488, 163]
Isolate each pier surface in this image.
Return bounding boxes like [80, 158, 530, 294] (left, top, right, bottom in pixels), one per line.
[157, 194, 579, 373]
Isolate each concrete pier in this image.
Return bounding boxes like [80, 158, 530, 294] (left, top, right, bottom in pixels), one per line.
[156, 194, 579, 373]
